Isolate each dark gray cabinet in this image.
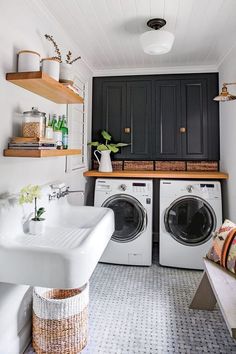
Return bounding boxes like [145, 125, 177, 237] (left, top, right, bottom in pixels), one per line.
[93, 80, 126, 158]
[181, 79, 208, 159]
[92, 73, 219, 161]
[153, 80, 182, 159]
[93, 79, 152, 159]
[126, 81, 152, 159]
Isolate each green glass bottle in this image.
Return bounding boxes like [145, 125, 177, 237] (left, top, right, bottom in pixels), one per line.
[61, 115, 68, 149]
[48, 115, 52, 127]
[52, 114, 57, 131]
[57, 115, 62, 130]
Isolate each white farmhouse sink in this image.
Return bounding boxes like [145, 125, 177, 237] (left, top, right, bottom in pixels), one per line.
[0, 204, 114, 288]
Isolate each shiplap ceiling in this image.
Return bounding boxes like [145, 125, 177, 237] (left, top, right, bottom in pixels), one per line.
[41, 0, 236, 74]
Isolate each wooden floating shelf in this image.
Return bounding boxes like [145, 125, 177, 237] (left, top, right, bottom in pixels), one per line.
[83, 170, 229, 180]
[4, 149, 81, 158]
[6, 71, 84, 104]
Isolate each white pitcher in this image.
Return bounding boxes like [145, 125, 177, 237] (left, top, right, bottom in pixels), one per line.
[94, 150, 112, 172]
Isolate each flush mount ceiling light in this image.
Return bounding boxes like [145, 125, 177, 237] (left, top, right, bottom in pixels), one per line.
[213, 83, 236, 102]
[140, 18, 175, 55]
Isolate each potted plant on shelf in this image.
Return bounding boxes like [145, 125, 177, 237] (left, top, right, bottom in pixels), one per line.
[19, 185, 46, 235]
[88, 130, 128, 172]
[44, 34, 81, 83]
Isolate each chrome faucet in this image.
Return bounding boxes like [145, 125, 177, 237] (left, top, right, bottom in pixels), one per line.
[49, 183, 84, 201]
[61, 187, 85, 197]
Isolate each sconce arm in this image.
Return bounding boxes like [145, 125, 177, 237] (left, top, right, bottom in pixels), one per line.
[223, 82, 236, 86]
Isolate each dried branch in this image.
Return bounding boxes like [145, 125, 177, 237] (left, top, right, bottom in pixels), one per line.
[66, 51, 72, 64]
[45, 34, 62, 62]
[44, 34, 81, 64]
[69, 56, 81, 65]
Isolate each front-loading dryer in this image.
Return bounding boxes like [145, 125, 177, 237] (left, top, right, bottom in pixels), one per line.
[159, 180, 222, 270]
[94, 178, 153, 266]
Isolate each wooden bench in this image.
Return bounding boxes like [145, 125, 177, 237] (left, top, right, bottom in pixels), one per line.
[190, 258, 236, 339]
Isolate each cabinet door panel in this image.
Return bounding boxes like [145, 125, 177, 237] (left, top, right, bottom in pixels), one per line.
[181, 79, 207, 159]
[101, 81, 127, 158]
[154, 80, 181, 159]
[126, 81, 152, 159]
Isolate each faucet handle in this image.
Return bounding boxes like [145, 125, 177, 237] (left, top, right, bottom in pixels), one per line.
[49, 191, 57, 201]
[50, 182, 66, 190]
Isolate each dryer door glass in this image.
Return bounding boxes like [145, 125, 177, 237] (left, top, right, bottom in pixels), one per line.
[165, 196, 216, 246]
[102, 194, 146, 243]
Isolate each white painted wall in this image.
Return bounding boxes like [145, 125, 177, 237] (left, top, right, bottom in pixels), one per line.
[0, 1, 93, 352]
[0, 0, 92, 194]
[219, 44, 236, 220]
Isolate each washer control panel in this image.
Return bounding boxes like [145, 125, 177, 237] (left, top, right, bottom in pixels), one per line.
[132, 182, 148, 193]
[95, 179, 152, 197]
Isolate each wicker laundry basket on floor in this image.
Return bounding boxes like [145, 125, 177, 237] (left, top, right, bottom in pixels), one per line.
[32, 284, 89, 354]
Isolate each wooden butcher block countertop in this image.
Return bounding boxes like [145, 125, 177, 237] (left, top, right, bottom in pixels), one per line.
[83, 170, 228, 179]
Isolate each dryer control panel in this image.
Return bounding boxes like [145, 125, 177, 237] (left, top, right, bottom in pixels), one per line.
[160, 179, 221, 200]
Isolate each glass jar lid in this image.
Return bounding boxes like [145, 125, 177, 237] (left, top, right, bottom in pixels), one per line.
[23, 107, 46, 118]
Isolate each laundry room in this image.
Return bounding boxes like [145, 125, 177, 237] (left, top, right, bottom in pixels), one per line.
[1, 1, 236, 353]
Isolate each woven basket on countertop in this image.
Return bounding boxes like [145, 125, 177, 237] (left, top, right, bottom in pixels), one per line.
[155, 161, 186, 171]
[123, 160, 154, 171]
[32, 284, 89, 354]
[93, 159, 123, 171]
[186, 161, 218, 171]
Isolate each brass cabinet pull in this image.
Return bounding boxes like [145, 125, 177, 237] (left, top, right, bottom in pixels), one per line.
[124, 127, 131, 133]
[180, 127, 186, 133]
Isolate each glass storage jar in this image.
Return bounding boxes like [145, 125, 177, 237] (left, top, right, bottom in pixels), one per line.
[22, 107, 46, 138]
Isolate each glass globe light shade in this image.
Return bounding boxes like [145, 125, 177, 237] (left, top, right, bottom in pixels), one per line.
[140, 30, 175, 55]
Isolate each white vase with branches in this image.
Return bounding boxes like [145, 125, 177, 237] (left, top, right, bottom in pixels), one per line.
[44, 34, 81, 83]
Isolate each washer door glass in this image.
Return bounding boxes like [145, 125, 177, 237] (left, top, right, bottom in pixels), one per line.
[165, 196, 216, 246]
[102, 194, 146, 243]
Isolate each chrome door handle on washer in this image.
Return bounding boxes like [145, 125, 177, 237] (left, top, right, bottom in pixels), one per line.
[140, 208, 147, 234]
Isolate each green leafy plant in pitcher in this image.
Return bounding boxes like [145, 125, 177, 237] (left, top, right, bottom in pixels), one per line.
[88, 130, 128, 172]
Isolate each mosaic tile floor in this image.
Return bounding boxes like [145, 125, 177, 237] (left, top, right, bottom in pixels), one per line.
[26, 248, 236, 354]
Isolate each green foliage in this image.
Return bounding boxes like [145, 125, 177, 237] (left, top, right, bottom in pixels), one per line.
[97, 144, 108, 151]
[89, 141, 99, 147]
[32, 207, 46, 221]
[101, 130, 111, 141]
[88, 130, 129, 154]
[107, 144, 119, 153]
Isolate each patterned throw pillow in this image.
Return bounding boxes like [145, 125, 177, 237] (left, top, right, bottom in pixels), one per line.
[227, 235, 236, 273]
[207, 219, 236, 274]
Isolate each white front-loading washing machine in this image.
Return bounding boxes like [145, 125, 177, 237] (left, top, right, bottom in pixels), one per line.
[159, 180, 222, 270]
[94, 178, 153, 266]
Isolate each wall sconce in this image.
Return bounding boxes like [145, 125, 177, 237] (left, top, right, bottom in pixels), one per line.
[214, 83, 236, 102]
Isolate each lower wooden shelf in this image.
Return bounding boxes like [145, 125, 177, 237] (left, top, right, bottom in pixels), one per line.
[83, 170, 229, 179]
[4, 149, 81, 158]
